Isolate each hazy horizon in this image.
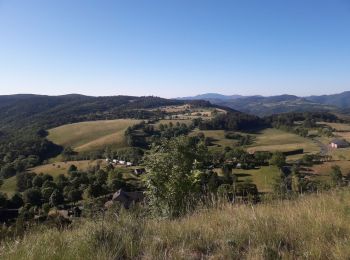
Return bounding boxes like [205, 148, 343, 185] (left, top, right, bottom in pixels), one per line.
[1, 0, 350, 97]
[1, 90, 349, 99]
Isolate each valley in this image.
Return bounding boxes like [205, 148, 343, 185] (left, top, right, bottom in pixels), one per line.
[2, 94, 350, 259]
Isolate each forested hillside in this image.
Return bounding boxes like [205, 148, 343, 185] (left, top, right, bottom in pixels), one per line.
[182, 95, 337, 117]
[0, 95, 184, 178]
[0, 94, 261, 179]
[307, 91, 350, 108]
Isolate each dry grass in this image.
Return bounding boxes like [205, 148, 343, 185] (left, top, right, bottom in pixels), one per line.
[334, 132, 350, 141]
[327, 148, 350, 161]
[48, 119, 141, 152]
[3, 189, 350, 259]
[321, 122, 350, 132]
[311, 161, 350, 177]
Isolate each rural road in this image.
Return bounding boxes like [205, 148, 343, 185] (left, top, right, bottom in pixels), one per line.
[311, 138, 328, 155]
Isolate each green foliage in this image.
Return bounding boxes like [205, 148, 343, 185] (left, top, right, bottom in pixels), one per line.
[67, 189, 82, 204]
[41, 187, 55, 202]
[234, 180, 259, 202]
[49, 189, 64, 207]
[145, 136, 208, 217]
[269, 152, 286, 168]
[0, 164, 16, 179]
[32, 175, 43, 188]
[16, 172, 36, 192]
[272, 173, 288, 197]
[68, 164, 78, 174]
[330, 165, 343, 187]
[197, 112, 265, 131]
[0, 192, 8, 208]
[23, 188, 42, 206]
[8, 193, 24, 208]
[217, 184, 234, 199]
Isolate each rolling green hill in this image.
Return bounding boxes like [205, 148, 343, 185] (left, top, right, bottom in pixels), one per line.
[48, 119, 141, 152]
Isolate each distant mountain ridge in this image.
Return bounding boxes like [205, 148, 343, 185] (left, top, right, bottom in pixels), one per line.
[178, 93, 244, 100]
[177, 92, 350, 116]
[306, 91, 350, 108]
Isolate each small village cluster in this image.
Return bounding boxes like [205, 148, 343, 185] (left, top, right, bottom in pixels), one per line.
[105, 158, 133, 167]
[105, 157, 146, 176]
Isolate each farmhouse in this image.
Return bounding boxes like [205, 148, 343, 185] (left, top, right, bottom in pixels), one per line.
[104, 189, 144, 209]
[134, 168, 146, 175]
[330, 139, 350, 149]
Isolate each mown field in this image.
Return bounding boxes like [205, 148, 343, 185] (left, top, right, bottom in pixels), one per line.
[190, 129, 234, 148]
[236, 166, 281, 193]
[48, 119, 141, 152]
[215, 166, 280, 193]
[321, 122, 350, 131]
[311, 161, 350, 177]
[190, 128, 320, 155]
[3, 189, 350, 259]
[0, 176, 16, 196]
[247, 128, 319, 154]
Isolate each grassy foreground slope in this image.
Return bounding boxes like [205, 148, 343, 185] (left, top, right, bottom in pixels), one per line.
[48, 119, 141, 152]
[3, 190, 350, 259]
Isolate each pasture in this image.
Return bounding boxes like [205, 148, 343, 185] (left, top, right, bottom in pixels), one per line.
[30, 160, 107, 177]
[247, 128, 319, 154]
[311, 160, 350, 177]
[327, 148, 350, 161]
[190, 129, 235, 148]
[0, 176, 16, 196]
[48, 119, 141, 152]
[214, 166, 280, 193]
[235, 166, 281, 193]
[320, 122, 350, 132]
[152, 104, 226, 120]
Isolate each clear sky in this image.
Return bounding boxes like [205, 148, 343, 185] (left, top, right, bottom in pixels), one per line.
[0, 0, 349, 98]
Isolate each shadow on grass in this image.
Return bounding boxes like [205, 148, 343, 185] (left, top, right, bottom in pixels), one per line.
[235, 173, 252, 178]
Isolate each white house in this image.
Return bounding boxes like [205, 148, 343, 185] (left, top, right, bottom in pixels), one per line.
[119, 160, 126, 165]
[126, 162, 133, 167]
[330, 139, 350, 149]
[112, 159, 117, 164]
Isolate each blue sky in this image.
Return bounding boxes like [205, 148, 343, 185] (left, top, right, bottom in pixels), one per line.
[0, 0, 349, 97]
